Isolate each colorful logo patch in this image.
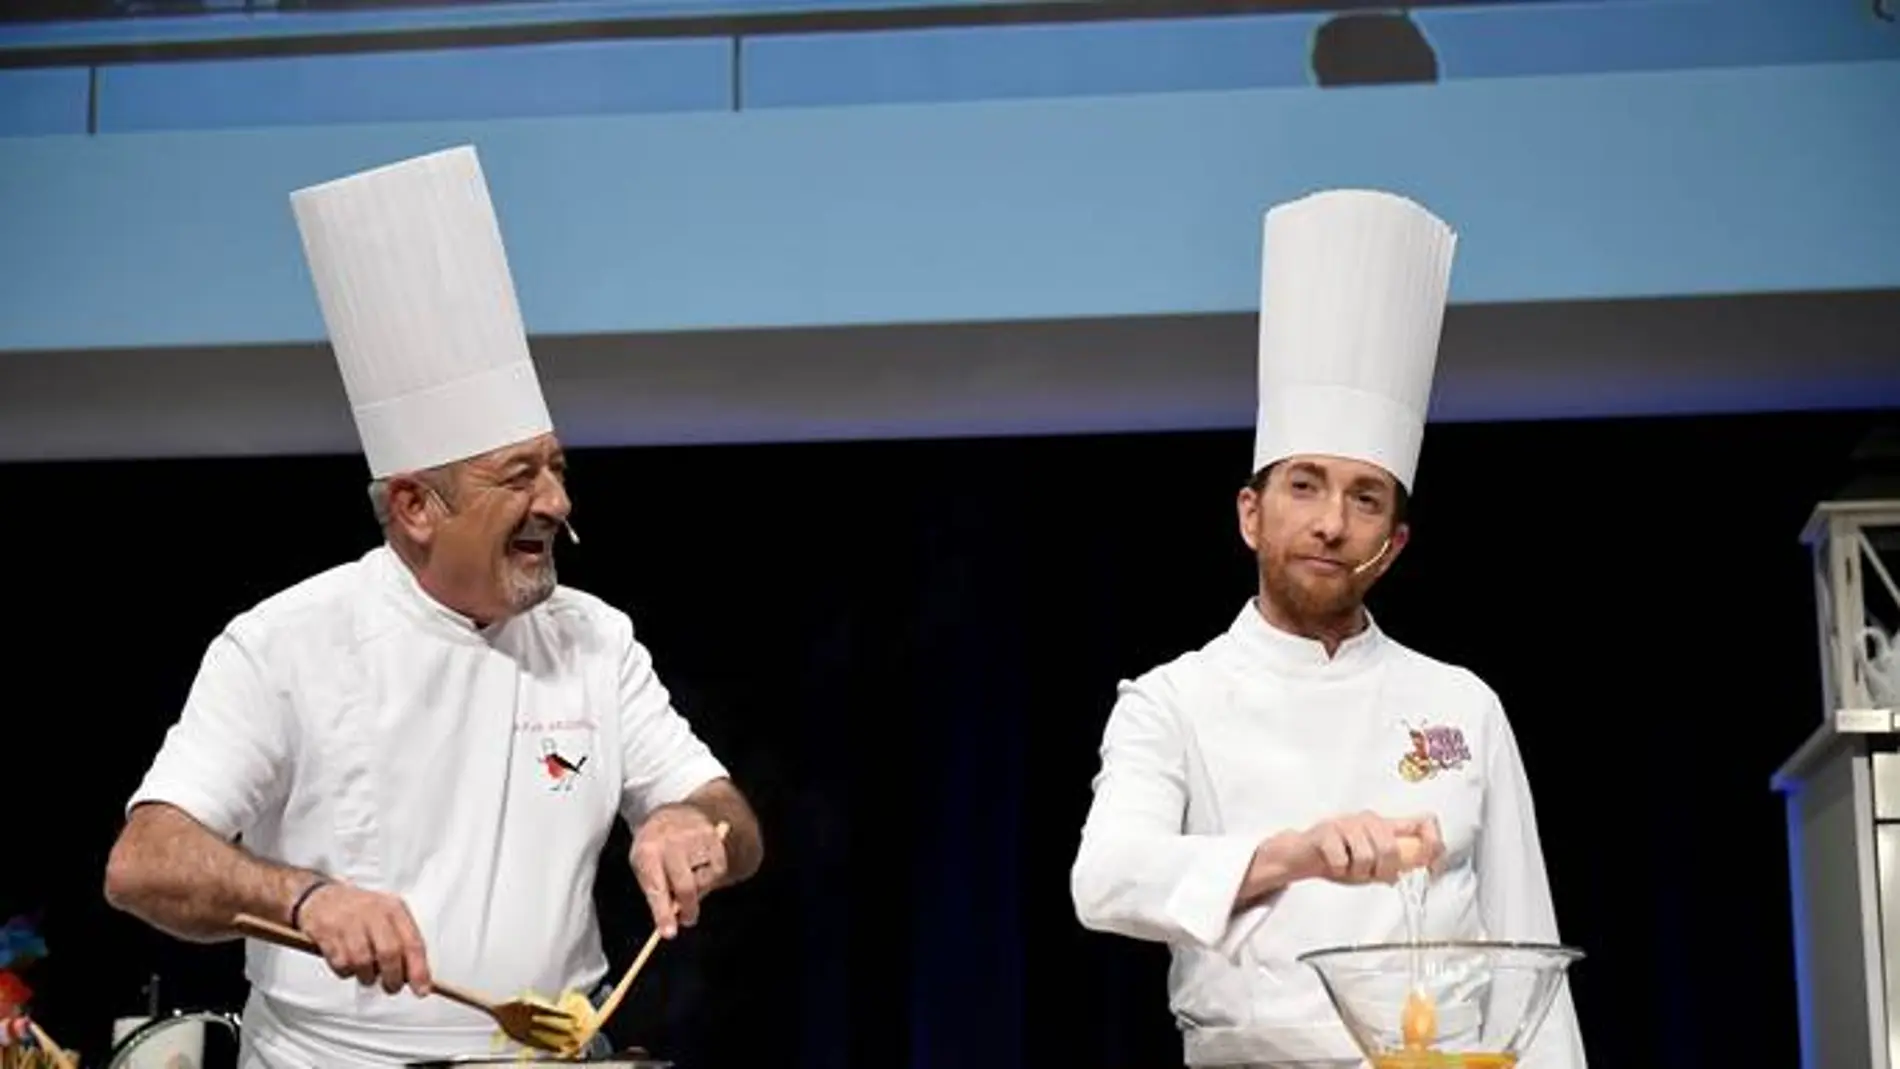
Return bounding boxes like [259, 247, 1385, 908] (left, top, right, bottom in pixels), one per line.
[539, 736, 588, 792]
[1398, 722, 1471, 782]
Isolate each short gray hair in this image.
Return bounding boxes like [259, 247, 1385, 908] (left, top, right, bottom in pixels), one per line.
[367, 479, 395, 528]
[367, 464, 461, 529]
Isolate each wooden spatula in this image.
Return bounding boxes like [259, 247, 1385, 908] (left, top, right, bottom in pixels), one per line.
[230, 913, 584, 1053]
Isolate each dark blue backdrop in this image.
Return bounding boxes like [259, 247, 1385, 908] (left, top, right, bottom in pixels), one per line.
[3, 406, 1884, 1069]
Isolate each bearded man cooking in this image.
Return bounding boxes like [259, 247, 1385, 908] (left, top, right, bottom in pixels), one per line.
[1069, 189, 1585, 1068]
[103, 145, 763, 1069]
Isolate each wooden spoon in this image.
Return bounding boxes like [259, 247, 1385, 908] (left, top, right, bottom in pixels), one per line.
[230, 913, 583, 1054]
[573, 820, 732, 1053]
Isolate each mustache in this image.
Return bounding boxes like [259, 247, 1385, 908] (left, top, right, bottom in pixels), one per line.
[510, 519, 560, 542]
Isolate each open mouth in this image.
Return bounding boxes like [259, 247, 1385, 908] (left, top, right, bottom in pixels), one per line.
[509, 535, 552, 557]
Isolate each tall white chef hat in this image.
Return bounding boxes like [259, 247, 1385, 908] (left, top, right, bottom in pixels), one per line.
[290, 144, 552, 479]
[1252, 188, 1457, 493]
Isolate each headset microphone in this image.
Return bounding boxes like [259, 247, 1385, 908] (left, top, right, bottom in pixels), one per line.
[563, 519, 580, 545]
[1351, 536, 1391, 576]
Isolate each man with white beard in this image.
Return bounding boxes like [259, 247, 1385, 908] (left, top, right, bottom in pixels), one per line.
[104, 145, 762, 1069]
[1070, 189, 1585, 1069]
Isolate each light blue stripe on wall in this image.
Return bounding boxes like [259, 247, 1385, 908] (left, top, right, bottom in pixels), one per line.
[741, 15, 1326, 108]
[0, 0, 1039, 52]
[1416, 0, 1900, 80]
[0, 68, 90, 137]
[2, 59, 1895, 353]
[15, 0, 1893, 138]
[742, 0, 1900, 110]
[95, 36, 734, 134]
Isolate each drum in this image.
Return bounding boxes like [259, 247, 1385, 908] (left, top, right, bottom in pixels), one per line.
[104, 1011, 242, 1069]
[404, 1053, 671, 1069]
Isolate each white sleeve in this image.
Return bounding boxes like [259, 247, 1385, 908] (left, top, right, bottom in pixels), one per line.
[1477, 695, 1588, 1069]
[1070, 679, 1261, 951]
[615, 617, 730, 827]
[126, 627, 293, 841]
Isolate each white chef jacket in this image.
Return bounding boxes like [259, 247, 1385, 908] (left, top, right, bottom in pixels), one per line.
[1070, 601, 1586, 1069]
[126, 545, 730, 1069]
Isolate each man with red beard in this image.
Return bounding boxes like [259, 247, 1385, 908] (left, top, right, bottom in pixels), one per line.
[1070, 189, 1584, 1069]
[103, 146, 762, 1069]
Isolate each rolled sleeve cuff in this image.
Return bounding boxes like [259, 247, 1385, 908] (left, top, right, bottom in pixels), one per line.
[1218, 902, 1274, 963]
[126, 779, 241, 841]
[1163, 834, 1260, 948]
[633, 753, 732, 818]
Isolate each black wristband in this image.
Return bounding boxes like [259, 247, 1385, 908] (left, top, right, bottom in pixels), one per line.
[288, 878, 331, 931]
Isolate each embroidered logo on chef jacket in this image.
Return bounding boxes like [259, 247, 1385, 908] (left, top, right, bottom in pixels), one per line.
[1397, 722, 1471, 782]
[539, 736, 589, 792]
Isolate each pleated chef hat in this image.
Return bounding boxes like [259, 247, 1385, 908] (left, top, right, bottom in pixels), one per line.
[1252, 188, 1457, 492]
[290, 144, 552, 478]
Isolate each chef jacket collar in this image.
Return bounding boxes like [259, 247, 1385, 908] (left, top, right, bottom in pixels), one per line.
[1231, 597, 1385, 676]
[374, 544, 510, 643]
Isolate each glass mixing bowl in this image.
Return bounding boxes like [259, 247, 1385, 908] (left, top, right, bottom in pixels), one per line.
[1297, 940, 1581, 1068]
